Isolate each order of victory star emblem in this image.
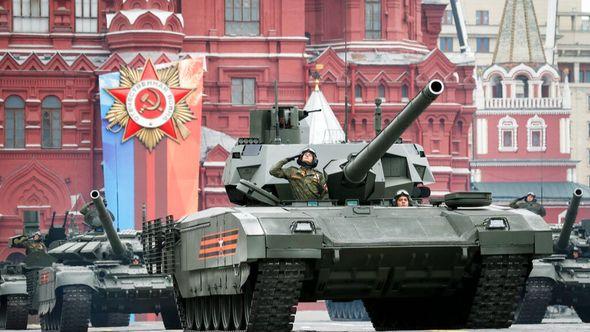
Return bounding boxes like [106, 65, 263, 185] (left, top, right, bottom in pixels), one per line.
[105, 59, 195, 150]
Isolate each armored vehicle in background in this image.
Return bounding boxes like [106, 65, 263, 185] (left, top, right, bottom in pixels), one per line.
[10, 191, 180, 332]
[0, 262, 28, 330]
[516, 189, 590, 324]
[143, 80, 553, 331]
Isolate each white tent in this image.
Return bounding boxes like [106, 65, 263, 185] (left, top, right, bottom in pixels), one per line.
[301, 85, 346, 144]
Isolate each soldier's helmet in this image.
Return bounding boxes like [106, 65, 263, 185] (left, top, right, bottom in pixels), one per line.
[297, 147, 318, 168]
[394, 189, 410, 200]
[527, 192, 536, 198]
[32, 231, 42, 240]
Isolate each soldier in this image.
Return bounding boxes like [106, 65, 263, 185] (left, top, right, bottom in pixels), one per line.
[509, 192, 547, 217]
[269, 148, 329, 200]
[80, 196, 116, 230]
[12, 231, 47, 255]
[393, 190, 412, 207]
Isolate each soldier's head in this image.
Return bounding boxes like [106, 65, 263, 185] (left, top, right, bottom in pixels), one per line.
[526, 192, 536, 202]
[32, 231, 42, 242]
[297, 148, 318, 168]
[394, 190, 411, 207]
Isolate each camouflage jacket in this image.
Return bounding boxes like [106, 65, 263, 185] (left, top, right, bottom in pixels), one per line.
[509, 199, 547, 217]
[269, 158, 328, 201]
[12, 237, 47, 255]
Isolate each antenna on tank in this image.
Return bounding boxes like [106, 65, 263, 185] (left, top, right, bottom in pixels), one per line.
[273, 80, 281, 144]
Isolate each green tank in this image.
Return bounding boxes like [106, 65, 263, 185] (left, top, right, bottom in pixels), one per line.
[0, 262, 28, 330]
[515, 189, 590, 324]
[143, 80, 553, 331]
[13, 191, 180, 332]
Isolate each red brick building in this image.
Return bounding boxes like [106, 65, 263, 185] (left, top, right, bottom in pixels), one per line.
[0, 0, 475, 260]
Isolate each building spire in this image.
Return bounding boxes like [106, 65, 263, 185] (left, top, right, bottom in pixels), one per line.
[492, 0, 546, 64]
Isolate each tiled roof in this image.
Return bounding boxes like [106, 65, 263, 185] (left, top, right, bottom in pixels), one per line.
[492, 0, 546, 64]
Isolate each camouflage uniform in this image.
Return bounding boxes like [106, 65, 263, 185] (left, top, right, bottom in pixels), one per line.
[270, 157, 328, 200]
[12, 236, 47, 255]
[510, 198, 547, 217]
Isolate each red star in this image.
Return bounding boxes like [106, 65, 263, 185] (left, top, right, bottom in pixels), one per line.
[106, 59, 193, 142]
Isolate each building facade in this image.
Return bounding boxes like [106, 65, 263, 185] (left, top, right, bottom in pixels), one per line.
[0, 0, 475, 259]
[469, 0, 590, 223]
[439, 0, 590, 188]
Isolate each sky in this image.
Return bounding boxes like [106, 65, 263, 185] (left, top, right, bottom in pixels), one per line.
[583, 0, 590, 12]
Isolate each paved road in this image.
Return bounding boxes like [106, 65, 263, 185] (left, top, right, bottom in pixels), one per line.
[12, 311, 590, 331]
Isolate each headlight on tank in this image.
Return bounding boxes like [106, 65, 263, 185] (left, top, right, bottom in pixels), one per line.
[291, 220, 315, 233]
[485, 217, 510, 230]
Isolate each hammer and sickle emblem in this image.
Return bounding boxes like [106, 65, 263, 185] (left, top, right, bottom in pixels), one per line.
[139, 88, 162, 113]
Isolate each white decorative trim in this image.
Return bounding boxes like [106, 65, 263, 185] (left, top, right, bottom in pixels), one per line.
[476, 118, 488, 155]
[203, 187, 227, 193]
[497, 116, 518, 152]
[81, 120, 91, 124]
[182, 52, 307, 59]
[81, 140, 91, 144]
[62, 99, 89, 103]
[77, 147, 91, 150]
[526, 115, 547, 152]
[476, 109, 570, 115]
[106, 30, 185, 37]
[203, 161, 226, 167]
[106, 10, 183, 28]
[17, 205, 51, 208]
[62, 144, 78, 147]
[25, 125, 40, 129]
[25, 99, 41, 103]
[470, 159, 578, 167]
[0, 49, 110, 54]
[430, 191, 450, 197]
[185, 35, 309, 41]
[63, 125, 77, 129]
[25, 144, 41, 147]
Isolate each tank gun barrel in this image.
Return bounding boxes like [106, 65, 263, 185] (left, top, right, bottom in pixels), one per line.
[556, 188, 583, 252]
[343, 80, 444, 183]
[90, 190, 128, 259]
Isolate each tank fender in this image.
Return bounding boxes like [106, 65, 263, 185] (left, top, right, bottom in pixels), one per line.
[0, 278, 27, 296]
[528, 261, 558, 282]
[37, 266, 96, 315]
[258, 216, 323, 259]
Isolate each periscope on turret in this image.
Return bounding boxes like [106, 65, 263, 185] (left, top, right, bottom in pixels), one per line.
[142, 80, 554, 332]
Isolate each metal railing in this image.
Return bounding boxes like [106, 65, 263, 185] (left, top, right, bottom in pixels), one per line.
[484, 97, 562, 109]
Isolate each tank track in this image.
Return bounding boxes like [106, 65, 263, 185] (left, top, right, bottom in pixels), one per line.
[466, 255, 530, 328]
[41, 285, 92, 332]
[182, 259, 304, 332]
[4, 294, 28, 330]
[574, 304, 590, 323]
[514, 278, 554, 324]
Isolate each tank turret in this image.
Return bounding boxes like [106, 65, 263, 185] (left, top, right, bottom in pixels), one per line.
[222, 80, 442, 205]
[555, 188, 583, 253]
[90, 190, 131, 262]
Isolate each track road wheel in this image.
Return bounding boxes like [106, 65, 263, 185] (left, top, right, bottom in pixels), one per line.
[515, 278, 553, 324]
[574, 304, 590, 323]
[59, 286, 91, 332]
[231, 294, 244, 329]
[4, 295, 28, 330]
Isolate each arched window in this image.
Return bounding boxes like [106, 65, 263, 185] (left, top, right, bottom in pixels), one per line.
[515, 74, 529, 98]
[378, 84, 386, 101]
[355, 84, 362, 101]
[41, 96, 61, 148]
[4, 96, 25, 148]
[527, 115, 546, 151]
[362, 118, 368, 135]
[455, 120, 464, 135]
[365, 0, 381, 39]
[491, 75, 503, 98]
[428, 118, 434, 131]
[401, 84, 409, 100]
[497, 116, 518, 151]
[541, 75, 551, 98]
[439, 118, 445, 131]
[350, 119, 356, 136]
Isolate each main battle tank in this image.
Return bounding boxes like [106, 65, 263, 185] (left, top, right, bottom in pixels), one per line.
[28, 191, 180, 332]
[143, 80, 553, 331]
[515, 189, 590, 324]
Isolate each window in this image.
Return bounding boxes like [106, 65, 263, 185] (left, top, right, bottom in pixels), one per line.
[541, 75, 551, 97]
[355, 84, 362, 101]
[378, 84, 386, 101]
[225, 0, 260, 36]
[75, 0, 98, 33]
[475, 10, 489, 25]
[498, 116, 518, 152]
[440, 37, 453, 52]
[231, 78, 255, 105]
[580, 67, 590, 83]
[526, 115, 546, 151]
[4, 96, 25, 148]
[12, 0, 49, 32]
[23, 211, 39, 236]
[365, 0, 381, 39]
[476, 37, 489, 53]
[401, 84, 409, 100]
[41, 96, 61, 148]
[491, 75, 503, 98]
[515, 75, 529, 98]
[442, 10, 453, 25]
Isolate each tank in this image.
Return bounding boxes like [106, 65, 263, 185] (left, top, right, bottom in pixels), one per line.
[515, 189, 590, 324]
[142, 80, 553, 331]
[0, 262, 28, 330]
[17, 191, 180, 332]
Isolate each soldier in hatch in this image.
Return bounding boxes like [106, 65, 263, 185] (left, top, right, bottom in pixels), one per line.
[80, 194, 116, 230]
[12, 231, 47, 255]
[270, 148, 329, 200]
[393, 189, 412, 207]
[509, 192, 547, 217]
